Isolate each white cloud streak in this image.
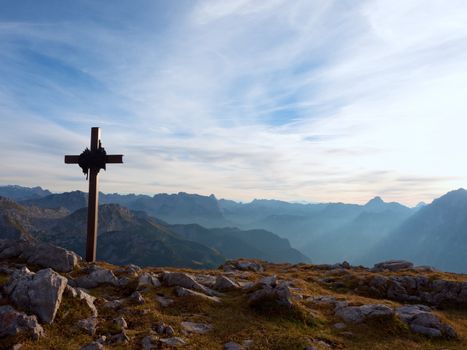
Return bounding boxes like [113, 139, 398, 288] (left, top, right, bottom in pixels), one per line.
[0, 0, 466, 205]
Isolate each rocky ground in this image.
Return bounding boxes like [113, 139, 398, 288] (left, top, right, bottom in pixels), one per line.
[1, 240, 467, 349]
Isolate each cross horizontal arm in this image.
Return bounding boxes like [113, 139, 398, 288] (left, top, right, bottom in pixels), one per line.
[64, 155, 124, 164]
[106, 155, 124, 163]
[64, 155, 80, 164]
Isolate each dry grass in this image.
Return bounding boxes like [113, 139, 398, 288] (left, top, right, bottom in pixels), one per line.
[7, 260, 467, 349]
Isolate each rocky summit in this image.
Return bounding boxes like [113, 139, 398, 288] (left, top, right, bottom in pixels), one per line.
[1, 241, 467, 349]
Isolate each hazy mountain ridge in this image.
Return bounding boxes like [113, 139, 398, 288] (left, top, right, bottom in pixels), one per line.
[365, 188, 467, 272]
[5, 185, 467, 272]
[0, 185, 51, 201]
[0, 194, 308, 267]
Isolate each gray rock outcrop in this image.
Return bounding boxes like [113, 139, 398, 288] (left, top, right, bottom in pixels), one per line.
[0, 239, 80, 272]
[248, 281, 293, 308]
[162, 271, 219, 296]
[5, 267, 67, 323]
[372, 260, 414, 272]
[213, 275, 240, 291]
[21, 242, 80, 273]
[175, 286, 221, 303]
[222, 260, 264, 272]
[396, 305, 457, 338]
[181, 321, 212, 334]
[359, 274, 467, 307]
[0, 305, 44, 339]
[335, 303, 394, 323]
[74, 266, 119, 289]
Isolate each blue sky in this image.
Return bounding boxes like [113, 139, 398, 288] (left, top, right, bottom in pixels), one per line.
[1, 0, 467, 205]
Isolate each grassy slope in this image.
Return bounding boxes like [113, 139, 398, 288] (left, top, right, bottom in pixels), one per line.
[1, 261, 467, 350]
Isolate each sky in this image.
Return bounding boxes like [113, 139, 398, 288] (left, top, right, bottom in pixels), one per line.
[1, 0, 467, 206]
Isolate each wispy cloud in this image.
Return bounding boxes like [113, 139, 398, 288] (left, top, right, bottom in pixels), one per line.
[0, 0, 466, 205]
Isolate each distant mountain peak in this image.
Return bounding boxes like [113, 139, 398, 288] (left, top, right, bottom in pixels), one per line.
[365, 196, 385, 206]
[415, 201, 427, 209]
[432, 188, 467, 207]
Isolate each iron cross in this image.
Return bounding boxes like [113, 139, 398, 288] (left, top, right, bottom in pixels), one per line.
[65, 127, 123, 262]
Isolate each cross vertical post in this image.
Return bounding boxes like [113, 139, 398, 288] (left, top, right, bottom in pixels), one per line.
[86, 127, 100, 262]
[65, 127, 123, 262]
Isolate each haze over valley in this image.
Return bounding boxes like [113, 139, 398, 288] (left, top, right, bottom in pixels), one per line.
[2, 184, 467, 273]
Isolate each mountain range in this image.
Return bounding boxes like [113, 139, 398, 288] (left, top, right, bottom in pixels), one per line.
[2, 185, 467, 272]
[0, 187, 308, 268]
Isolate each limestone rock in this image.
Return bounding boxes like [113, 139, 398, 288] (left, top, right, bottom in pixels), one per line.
[372, 260, 413, 272]
[110, 330, 130, 344]
[258, 275, 277, 287]
[306, 295, 347, 309]
[161, 271, 219, 296]
[21, 241, 80, 273]
[181, 321, 212, 334]
[155, 322, 175, 336]
[74, 266, 119, 289]
[5, 267, 67, 324]
[131, 291, 145, 304]
[248, 281, 293, 308]
[65, 285, 98, 317]
[194, 274, 217, 288]
[222, 260, 264, 272]
[213, 275, 240, 291]
[335, 304, 394, 323]
[113, 316, 128, 329]
[0, 305, 44, 339]
[77, 316, 98, 335]
[159, 337, 187, 347]
[396, 305, 457, 338]
[175, 286, 221, 303]
[103, 299, 123, 310]
[138, 272, 161, 289]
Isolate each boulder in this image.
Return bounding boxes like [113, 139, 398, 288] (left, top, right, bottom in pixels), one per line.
[77, 316, 98, 335]
[213, 275, 240, 291]
[175, 286, 221, 303]
[396, 305, 457, 338]
[181, 321, 212, 334]
[223, 260, 264, 272]
[65, 285, 98, 317]
[110, 330, 130, 344]
[194, 274, 217, 288]
[306, 295, 347, 309]
[372, 260, 413, 272]
[103, 299, 123, 310]
[20, 242, 80, 273]
[5, 267, 67, 324]
[0, 305, 44, 339]
[335, 304, 394, 323]
[248, 281, 293, 308]
[155, 322, 175, 336]
[113, 316, 128, 329]
[131, 291, 145, 304]
[159, 337, 187, 347]
[161, 271, 219, 296]
[258, 275, 277, 287]
[138, 272, 161, 289]
[74, 266, 119, 289]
